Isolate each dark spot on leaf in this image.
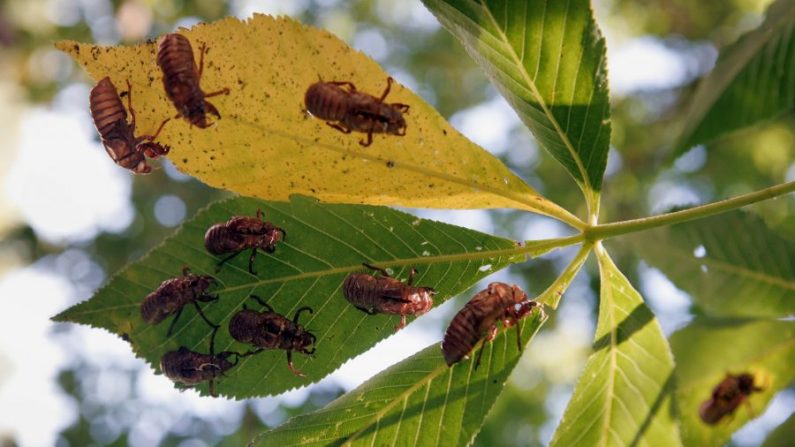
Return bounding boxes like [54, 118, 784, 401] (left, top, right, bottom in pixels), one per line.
[183, 158, 188, 163]
[73, 44, 80, 54]
[386, 161, 395, 168]
[442, 129, 447, 136]
[120, 333, 130, 342]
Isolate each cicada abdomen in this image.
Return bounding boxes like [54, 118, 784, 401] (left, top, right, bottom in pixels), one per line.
[157, 33, 230, 128]
[342, 263, 435, 330]
[304, 77, 409, 146]
[442, 282, 538, 368]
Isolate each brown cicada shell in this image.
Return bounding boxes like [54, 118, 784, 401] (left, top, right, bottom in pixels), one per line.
[140, 266, 218, 336]
[160, 347, 238, 397]
[89, 77, 170, 174]
[157, 33, 230, 128]
[342, 263, 436, 330]
[304, 77, 409, 146]
[442, 282, 539, 368]
[204, 209, 286, 275]
[228, 295, 316, 377]
[699, 373, 763, 425]
[159, 326, 258, 397]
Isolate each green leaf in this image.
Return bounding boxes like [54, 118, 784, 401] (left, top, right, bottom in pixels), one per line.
[421, 0, 612, 209]
[550, 246, 681, 447]
[675, 0, 795, 154]
[56, 15, 584, 228]
[250, 306, 547, 446]
[671, 318, 795, 447]
[631, 210, 795, 318]
[53, 195, 570, 399]
[762, 411, 795, 447]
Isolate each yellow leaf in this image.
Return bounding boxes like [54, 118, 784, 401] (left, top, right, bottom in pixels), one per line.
[57, 14, 583, 228]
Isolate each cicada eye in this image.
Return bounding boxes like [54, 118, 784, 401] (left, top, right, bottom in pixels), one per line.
[134, 161, 151, 174]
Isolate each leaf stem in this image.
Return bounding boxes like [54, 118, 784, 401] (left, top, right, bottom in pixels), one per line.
[585, 180, 795, 241]
[537, 242, 593, 309]
[587, 190, 601, 226]
[216, 234, 587, 294]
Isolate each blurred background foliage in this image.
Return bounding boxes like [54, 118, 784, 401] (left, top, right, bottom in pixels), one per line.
[0, 0, 793, 446]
